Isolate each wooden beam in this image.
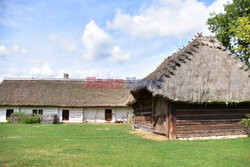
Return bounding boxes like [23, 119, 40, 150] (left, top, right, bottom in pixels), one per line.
[169, 102, 177, 140]
[152, 96, 158, 128]
[165, 100, 170, 138]
[152, 96, 155, 125]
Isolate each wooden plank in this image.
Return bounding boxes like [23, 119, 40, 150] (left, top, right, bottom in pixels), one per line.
[176, 120, 242, 125]
[176, 115, 246, 120]
[175, 102, 250, 110]
[176, 109, 249, 115]
[179, 119, 243, 122]
[169, 102, 176, 140]
[176, 113, 248, 116]
[176, 124, 245, 131]
[166, 100, 170, 138]
[142, 106, 152, 110]
[177, 129, 249, 138]
[134, 116, 152, 121]
[152, 96, 170, 135]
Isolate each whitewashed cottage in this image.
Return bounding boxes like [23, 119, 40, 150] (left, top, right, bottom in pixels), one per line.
[0, 76, 133, 123]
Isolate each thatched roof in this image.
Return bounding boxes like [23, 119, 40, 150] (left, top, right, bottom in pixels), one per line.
[0, 79, 133, 107]
[131, 35, 250, 103]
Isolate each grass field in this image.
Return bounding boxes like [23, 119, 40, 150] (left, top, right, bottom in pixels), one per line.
[0, 123, 249, 167]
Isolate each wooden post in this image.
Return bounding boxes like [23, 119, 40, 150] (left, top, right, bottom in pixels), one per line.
[165, 100, 170, 138]
[152, 96, 154, 125]
[169, 102, 176, 140]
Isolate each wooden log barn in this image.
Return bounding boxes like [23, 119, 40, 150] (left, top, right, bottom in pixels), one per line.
[130, 35, 250, 140]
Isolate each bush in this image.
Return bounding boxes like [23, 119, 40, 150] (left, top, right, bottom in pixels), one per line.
[239, 114, 250, 128]
[22, 114, 40, 124]
[10, 113, 40, 124]
[6, 117, 11, 123]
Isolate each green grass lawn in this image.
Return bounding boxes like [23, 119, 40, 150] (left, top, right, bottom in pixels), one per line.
[0, 123, 249, 167]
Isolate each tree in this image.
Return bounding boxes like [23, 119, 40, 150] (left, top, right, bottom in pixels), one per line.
[207, 0, 250, 67]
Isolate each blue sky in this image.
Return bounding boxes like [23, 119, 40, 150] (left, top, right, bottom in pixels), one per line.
[0, 0, 231, 81]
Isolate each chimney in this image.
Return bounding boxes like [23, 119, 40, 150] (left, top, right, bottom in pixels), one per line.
[64, 73, 69, 79]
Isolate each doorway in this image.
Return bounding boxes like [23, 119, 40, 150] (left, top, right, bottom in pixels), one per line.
[6, 109, 14, 120]
[62, 110, 69, 121]
[105, 109, 112, 121]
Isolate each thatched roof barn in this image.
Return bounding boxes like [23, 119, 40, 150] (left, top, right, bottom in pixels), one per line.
[0, 79, 134, 123]
[131, 35, 250, 140]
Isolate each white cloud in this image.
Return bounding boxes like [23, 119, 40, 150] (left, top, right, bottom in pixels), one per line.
[82, 21, 113, 60]
[0, 45, 10, 56]
[0, 44, 27, 56]
[29, 63, 54, 77]
[107, 0, 231, 38]
[4, 63, 55, 79]
[5, 64, 111, 79]
[111, 46, 131, 62]
[56, 69, 111, 78]
[49, 33, 77, 52]
[12, 45, 27, 54]
[208, 0, 231, 14]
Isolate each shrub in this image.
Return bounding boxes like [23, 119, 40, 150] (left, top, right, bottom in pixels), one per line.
[24, 114, 40, 124]
[10, 113, 40, 124]
[6, 117, 11, 123]
[239, 114, 250, 128]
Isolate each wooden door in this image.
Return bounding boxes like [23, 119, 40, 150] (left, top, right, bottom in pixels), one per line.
[152, 97, 169, 135]
[62, 110, 69, 121]
[6, 109, 14, 119]
[105, 109, 112, 121]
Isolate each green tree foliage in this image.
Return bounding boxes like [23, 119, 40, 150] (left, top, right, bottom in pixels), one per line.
[207, 0, 250, 67]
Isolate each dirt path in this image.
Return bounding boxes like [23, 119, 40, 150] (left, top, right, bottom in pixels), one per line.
[130, 130, 167, 142]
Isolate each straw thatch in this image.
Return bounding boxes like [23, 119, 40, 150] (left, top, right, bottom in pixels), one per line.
[0, 79, 133, 107]
[131, 35, 250, 103]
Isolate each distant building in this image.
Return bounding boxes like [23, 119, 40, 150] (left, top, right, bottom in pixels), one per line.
[0, 77, 133, 123]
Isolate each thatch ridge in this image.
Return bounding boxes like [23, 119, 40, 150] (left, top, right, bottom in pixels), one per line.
[132, 35, 250, 103]
[0, 79, 134, 107]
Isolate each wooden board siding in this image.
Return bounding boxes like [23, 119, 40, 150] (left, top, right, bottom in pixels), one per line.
[133, 94, 153, 130]
[152, 96, 168, 134]
[169, 103, 176, 139]
[133, 95, 174, 138]
[84, 107, 133, 123]
[133, 95, 250, 139]
[175, 103, 250, 138]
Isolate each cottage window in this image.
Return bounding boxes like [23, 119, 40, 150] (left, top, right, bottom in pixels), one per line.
[33, 109, 37, 114]
[38, 110, 43, 115]
[33, 109, 43, 115]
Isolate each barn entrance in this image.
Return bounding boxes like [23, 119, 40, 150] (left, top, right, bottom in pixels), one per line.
[6, 109, 14, 120]
[62, 110, 69, 121]
[105, 109, 112, 121]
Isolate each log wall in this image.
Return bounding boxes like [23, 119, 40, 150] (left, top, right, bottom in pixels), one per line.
[132, 92, 250, 139]
[133, 96, 152, 127]
[175, 103, 250, 138]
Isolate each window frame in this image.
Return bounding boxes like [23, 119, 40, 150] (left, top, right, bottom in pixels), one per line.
[33, 109, 43, 115]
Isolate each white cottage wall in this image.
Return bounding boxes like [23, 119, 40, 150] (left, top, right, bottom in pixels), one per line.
[112, 108, 133, 122]
[84, 108, 105, 123]
[0, 107, 19, 122]
[58, 108, 84, 123]
[84, 107, 133, 123]
[0, 106, 133, 123]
